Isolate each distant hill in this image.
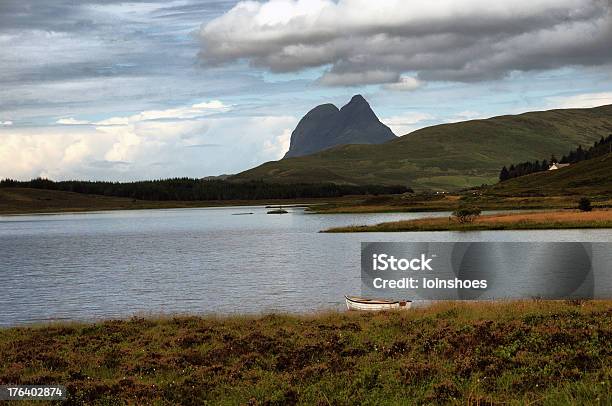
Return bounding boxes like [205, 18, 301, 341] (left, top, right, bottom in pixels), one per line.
[234, 104, 612, 190]
[283, 95, 396, 158]
[201, 174, 232, 181]
[0, 187, 148, 214]
[486, 153, 612, 196]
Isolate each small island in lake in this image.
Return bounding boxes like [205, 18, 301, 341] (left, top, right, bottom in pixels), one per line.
[267, 208, 288, 214]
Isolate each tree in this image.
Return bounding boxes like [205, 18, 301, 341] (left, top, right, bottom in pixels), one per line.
[534, 160, 541, 171]
[576, 145, 585, 161]
[499, 166, 510, 182]
[578, 197, 592, 212]
[452, 206, 482, 223]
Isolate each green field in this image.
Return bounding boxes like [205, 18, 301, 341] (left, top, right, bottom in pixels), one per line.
[233, 104, 612, 190]
[486, 153, 612, 196]
[1, 301, 610, 405]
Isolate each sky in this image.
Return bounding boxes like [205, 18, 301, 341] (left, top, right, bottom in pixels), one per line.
[1, 0, 612, 181]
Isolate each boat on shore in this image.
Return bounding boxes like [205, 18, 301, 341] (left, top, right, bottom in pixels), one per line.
[345, 295, 412, 311]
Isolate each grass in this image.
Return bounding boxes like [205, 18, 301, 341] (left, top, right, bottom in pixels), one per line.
[3, 187, 591, 216]
[487, 153, 612, 197]
[311, 193, 612, 214]
[0, 187, 358, 215]
[325, 209, 612, 232]
[0, 301, 610, 405]
[233, 104, 612, 190]
[309, 153, 612, 215]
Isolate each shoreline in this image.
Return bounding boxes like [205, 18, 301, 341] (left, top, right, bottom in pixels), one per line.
[1, 300, 610, 404]
[311, 195, 612, 214]
[3, 187, 612, 223]
[324, 209, 612, 232]
[0, 202, 317, 216]
[0, 187, 359, 216]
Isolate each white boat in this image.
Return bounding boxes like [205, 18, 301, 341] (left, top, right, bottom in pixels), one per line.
[345, 295, 412, 311]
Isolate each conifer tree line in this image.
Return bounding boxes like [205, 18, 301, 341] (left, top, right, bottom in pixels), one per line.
[0, 178, 411, 201]
[499, 134, 612, 182]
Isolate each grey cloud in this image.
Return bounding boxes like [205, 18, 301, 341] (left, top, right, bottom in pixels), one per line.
[0, 0, 236, 33]
[153, 1, 238, 20]
[0, 0, 155, 32]
[185, 143, 223, 148]
[199, 0, 612, 85]
[0, 0, 237, 86]
[0, 0, 245, 124]
[86, 160, 131, 169]
[318, 70, 399, 87]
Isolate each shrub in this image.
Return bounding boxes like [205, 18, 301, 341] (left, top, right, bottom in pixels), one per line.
[452, 206, 482, 223]
[578, 197, 592, 212]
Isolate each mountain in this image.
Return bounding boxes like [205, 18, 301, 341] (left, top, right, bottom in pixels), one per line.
[283, 95, 396, 158]
[486, 152, 612, 196]
[233, 104, 612, 190]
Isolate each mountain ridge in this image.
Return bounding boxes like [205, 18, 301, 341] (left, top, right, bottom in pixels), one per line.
[234, 104, 612, 190]
[283, 94, 396, 158]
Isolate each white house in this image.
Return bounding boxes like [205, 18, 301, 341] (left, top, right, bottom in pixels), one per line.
[548, 163, 570, 171]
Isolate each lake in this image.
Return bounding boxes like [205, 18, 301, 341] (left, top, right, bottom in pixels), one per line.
[1, 206, 611, 326]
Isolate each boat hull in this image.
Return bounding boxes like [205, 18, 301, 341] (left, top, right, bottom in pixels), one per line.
[345, 295, 412, 311]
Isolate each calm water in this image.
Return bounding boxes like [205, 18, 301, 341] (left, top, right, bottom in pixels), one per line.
[1, 206, 610, 326]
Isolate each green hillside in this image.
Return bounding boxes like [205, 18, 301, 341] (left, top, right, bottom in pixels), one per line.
[233, 104, 612, 190]
[486, 153, 612, 196]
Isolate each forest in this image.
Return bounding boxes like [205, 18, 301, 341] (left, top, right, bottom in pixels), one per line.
[0, 178, 411, 201]
[499, 134, 612, 181]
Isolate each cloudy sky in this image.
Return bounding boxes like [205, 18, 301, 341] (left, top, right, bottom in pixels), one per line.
[1, 0, 611, 181]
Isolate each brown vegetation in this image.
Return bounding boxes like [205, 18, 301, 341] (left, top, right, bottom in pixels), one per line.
[312, 194, 608, 214]
[0, 301, 610, 404]
[326, 209, 612, 232]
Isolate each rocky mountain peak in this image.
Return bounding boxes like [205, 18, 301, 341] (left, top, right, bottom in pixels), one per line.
[283, 95, 395, 159]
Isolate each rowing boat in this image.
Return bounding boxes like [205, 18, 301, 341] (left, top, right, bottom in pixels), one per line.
[344, 295, 412, 311]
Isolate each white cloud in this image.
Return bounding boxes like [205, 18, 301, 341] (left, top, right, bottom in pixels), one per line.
[383, 112, 434, 135]
[383, 76, 423, 92]
[547, 92, 612, 109]
[56, 118, 91, 125]
[263, 128, 292, 159]
[57, 100, 231, 128]
[200, 0, 612, 86]
[0, 121, 13, 126]
[126, 100, 230, 122]
[0, 100, 296, 181]
[191, 100, 227, 110]
[445, 111, 487, 122]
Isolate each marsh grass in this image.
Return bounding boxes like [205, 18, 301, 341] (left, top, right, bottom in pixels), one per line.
[325, 209, 612, 232]
[1, 300, 610, 405]
[311, 195, 605, 214]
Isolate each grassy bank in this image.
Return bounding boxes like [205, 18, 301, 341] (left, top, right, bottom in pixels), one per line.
[0, 301, 610, 405]
[0, 187, 360, 215]
[325, 209, 612, 232]
[311, 194, 612, 214]
[3, 187, 611, 217]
